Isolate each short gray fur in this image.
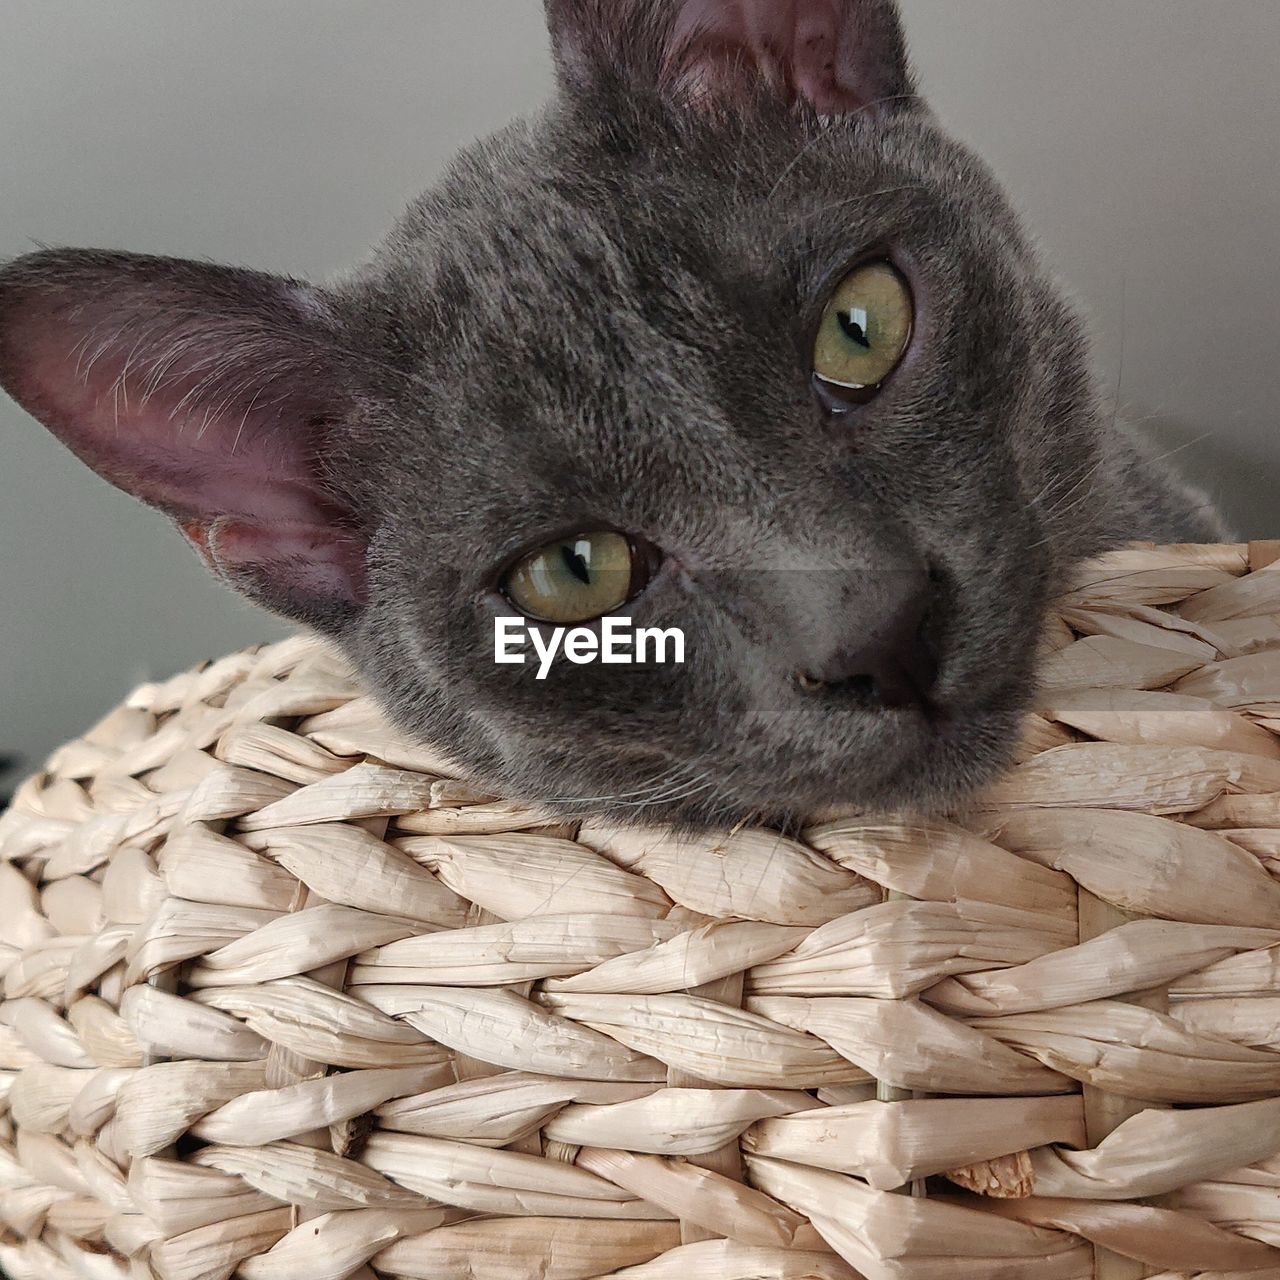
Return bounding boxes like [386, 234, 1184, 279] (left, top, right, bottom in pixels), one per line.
[0, 0, 1227, 828]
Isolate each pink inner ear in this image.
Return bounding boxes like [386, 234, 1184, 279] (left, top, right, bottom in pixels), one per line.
[0, 261, 367, 611]
[204, 519, 369, 607]
[17, 300, 328, 525]
[668, 0, 882, 114]
[793, 1, 862, 114]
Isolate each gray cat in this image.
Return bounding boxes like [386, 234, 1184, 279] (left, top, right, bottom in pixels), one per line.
[0, 0, 1226, 828]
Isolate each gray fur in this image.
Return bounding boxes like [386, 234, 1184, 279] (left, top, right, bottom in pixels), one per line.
[0, 0, 1227, 828]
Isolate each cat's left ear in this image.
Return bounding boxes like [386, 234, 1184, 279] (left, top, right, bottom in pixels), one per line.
[546, 0, 916, 117]
[0, 249, 367, 633]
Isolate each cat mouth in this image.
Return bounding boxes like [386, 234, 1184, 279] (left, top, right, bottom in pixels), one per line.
[709, 682, 1024, 826]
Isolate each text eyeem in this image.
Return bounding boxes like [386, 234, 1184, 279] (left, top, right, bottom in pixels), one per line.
[494, 616, 686, 680]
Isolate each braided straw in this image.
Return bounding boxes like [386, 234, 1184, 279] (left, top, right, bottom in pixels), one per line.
[4, 542, 1280, 1280]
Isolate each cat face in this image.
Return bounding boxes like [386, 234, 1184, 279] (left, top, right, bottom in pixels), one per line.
[0, 1, 1142, 825]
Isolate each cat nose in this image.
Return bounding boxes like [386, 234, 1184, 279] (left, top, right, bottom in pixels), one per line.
[796, 576, 939, 710]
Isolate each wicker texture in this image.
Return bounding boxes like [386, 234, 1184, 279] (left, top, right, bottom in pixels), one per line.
[4, 543, 1280, 1280]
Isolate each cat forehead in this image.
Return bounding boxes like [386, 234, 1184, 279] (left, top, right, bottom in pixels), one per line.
[344, 101, 1022, 396]
[416, 107, 999, 264]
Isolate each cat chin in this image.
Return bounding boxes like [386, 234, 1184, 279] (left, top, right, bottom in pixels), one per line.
[542, 698, 1023, 832]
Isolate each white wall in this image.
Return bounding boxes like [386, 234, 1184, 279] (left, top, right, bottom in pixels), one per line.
[2, 1, 1277, 784]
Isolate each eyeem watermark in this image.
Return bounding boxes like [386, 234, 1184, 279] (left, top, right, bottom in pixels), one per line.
[495, 617, 686, 680]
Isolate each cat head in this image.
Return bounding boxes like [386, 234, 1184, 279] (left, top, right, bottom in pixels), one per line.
[0, 0, 1122, 825]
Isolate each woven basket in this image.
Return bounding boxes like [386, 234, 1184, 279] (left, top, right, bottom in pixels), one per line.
[4, 543, 1280, 1280]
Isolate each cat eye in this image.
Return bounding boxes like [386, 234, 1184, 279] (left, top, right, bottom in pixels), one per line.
[502, 531, 654, 624]
[813, 261, 914, 403]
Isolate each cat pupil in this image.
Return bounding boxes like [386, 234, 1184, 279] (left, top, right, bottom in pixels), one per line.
[839, 311, 872, 349]
[562, 545, 592, 585]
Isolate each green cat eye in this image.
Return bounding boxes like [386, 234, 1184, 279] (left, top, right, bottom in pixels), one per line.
[813, 261, 914, 396]
[503, 531, 643, 624]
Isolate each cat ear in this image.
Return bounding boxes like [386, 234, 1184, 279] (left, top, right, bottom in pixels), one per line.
[0, 249, 367, 632]
[546, 0, 915, 117]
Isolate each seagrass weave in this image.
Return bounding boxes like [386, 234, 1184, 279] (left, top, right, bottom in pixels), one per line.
[4, 543, 1280, 1280]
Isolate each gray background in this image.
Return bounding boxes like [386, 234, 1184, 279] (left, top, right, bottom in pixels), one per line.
[1, 1, 1277, 786]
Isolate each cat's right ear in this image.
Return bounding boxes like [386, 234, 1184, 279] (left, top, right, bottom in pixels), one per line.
[0, 249, 367, 633]
[545, 0, 916, 118]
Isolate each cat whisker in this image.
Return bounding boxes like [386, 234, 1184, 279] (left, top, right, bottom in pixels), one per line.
[768, 93, 924, 199]
[1142, 430, 1216, 469]
[538, 760, 703, 810]
[795, 183, 928, 229]
[618, 771, 717, 811]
